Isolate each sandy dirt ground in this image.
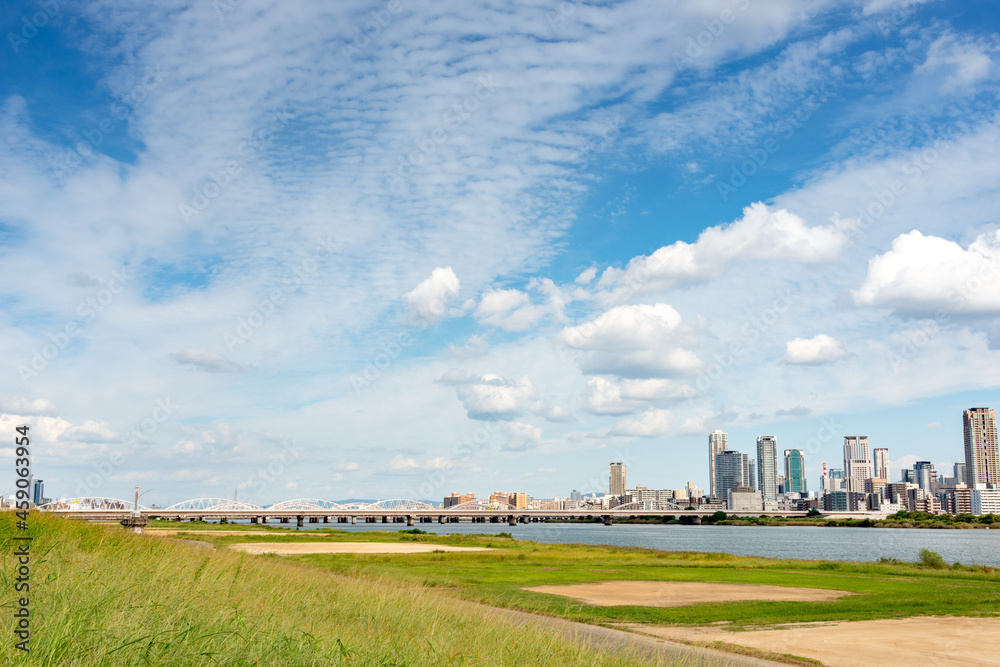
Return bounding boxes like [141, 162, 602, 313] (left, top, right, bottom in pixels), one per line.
[627, 616, 1000, 666]
[525, 581, 853, 607]
[231, 542, 490, 554]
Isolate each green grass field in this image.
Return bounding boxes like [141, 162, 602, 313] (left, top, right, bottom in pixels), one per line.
[0, 515, 661, 666]
[194, 525, 1000, 628]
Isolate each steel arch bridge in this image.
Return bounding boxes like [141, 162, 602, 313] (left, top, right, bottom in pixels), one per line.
[36, 497, 151, 511]
[163, 498, 264, 511]
[268, 498, 344, 511]
[369, 499, 437, 511]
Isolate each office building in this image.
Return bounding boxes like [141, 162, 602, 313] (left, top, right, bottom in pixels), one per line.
[756, 436, 778, 500]
[954, 462, 967, 486]
[914, 461, 934, 493]
[873, 448, 890, 481]
[716, 450, 747, 501]
[844, 436, 872, 492]
[972, 487, 1000, 515]
[569, 489, 582, 502]
[748, 460, 756, 491]
[443, 492, 475, 508]
[609, 461, 626, 496]
[964, 408, 999, 487]
[728, 486, 762, 511]
[785, 449, 807, 494]
[708, 430, 728, 497]
[31, 478, 44, 506]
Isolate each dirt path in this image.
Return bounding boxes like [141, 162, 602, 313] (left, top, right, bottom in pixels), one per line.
[626, 616, 1000, 666]
[230, 542, 489, 554]
[526, 581, 852, 607]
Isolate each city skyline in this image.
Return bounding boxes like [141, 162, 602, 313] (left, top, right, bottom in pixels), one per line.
[4, 2, 1000, 507]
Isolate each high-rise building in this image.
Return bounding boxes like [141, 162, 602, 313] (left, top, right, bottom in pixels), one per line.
[913, 461, 934, 493]
[964, 408, 999, 487]
[716, 450, 747, 500]
[31, 478, 44, 506]
[954, 462, 968, 486]
[756, 436, 778, 500]
[748, 460, 756, 491]
[708, 430, 728, 497]
[570, 489, 582, 502]
[609, 461, 626, 496]
[873, 448, 890, 481]
[843, 436, 872, 492]
[785, 449, 807, 494]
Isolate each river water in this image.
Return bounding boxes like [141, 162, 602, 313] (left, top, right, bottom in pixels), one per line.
[249, 520, 1000, 566]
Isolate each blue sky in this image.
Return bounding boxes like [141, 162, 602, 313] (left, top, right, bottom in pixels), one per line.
[3, 0, 1000, 507]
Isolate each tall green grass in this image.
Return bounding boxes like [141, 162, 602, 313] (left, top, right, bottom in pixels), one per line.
[0, 514, 658, 666]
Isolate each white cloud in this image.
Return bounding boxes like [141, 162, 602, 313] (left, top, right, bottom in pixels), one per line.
[438, 370, 571, 422]
[916, 33, 994, 94]
[597, 204, 846, 298]
[387, 455, 418, 471]
[170, 348, 244, 373]
[854, 230, 1000, 316]
[501, 422, 541, 451]
[575, 267, 597, 285]
[403, 267, 460, 324]
[558, 304, 702, 378]
[608, 409, 672, 438]
[584, 376, 695, 415]
[474, 279, 571, 331]
[0, 395, 56, 416]
[783, 334, 849, 365]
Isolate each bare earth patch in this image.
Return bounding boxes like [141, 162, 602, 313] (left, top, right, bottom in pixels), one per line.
[231, 542, 490, 554]
[525, 580, 852, 607]
[627, 616, 1000, 666]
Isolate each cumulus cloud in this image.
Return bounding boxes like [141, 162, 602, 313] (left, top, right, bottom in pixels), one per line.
[474, 278, 571, 331]
[387, 454, 418, 471]
[608, 408, 672, 437]
[0, 395, 57, 416]
[597, 203, 846, 298]
[501, 422, 542, 451]
[916, 33, 994, 94]
[402, 267, 460, 324]
[853, 230, 1000, 316]
[170, 348, 244, 373]
[783, 334, 849, 365]
[558, 303, 702, 378]
[438, 370, 571, 422]
[584, 376, 695, 415]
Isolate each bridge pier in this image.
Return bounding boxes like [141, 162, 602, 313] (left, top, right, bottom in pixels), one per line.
[508, 515, 517, 526]
[250, 517, 258, 524]
[351, 516, 356, 524]
[438, 515, 445, 524]
[382, 516, 388, 523]
[309, 517, 318, 523]
[602, 515, 613, 526]
[189, 517, 196, 522]
[692, 516, 701, 525]
[296, 515, 304, 527]
[407, 515, 414, 526]
[323, 516, 329, 523]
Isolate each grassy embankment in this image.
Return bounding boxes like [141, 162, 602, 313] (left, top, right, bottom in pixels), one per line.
[192, 525, 1000, 630]
[0, 514, 661, 666]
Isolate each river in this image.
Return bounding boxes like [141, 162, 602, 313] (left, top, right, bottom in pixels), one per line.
[250, 520, 1000, 566]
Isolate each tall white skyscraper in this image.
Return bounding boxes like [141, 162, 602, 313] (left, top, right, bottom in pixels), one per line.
[708, 430, 728, 497]
[609, 461, 626, 496]
[756, 436, 778, 500]
[964, 407, 999, 487]
[844, 435, 872, 492]
[873, 447, 890, 481]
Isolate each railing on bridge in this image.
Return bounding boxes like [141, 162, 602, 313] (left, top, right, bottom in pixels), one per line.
[36, 497, 151, 511]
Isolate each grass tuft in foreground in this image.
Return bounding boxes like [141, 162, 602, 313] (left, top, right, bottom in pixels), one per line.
[0, 515, 662, 666]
